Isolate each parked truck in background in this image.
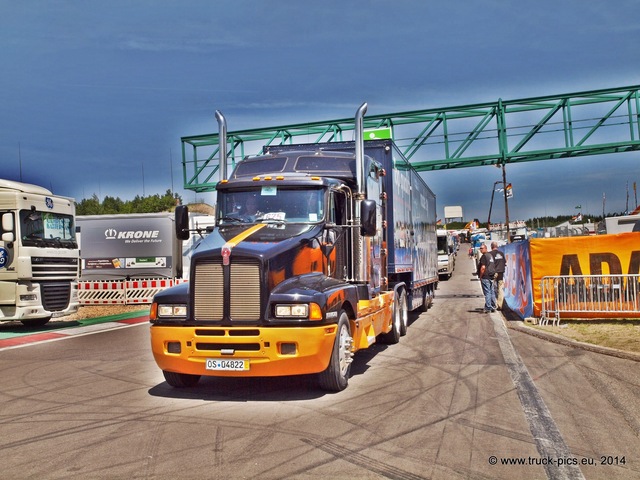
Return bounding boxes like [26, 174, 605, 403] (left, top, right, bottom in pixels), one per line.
[437, 229, 455, 279]
[149, 104, 438, 391]
[0, 179, 79, 325]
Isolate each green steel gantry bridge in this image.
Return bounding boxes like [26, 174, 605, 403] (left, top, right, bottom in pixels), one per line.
[181, 85, 640, 193]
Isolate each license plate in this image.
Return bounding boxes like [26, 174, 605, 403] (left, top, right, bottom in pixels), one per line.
[205, 359, 249, 371]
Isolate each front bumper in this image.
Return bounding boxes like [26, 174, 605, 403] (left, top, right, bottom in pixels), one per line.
[150, 324, 338, 377]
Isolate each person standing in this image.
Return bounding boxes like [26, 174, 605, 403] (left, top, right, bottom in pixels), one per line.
[491, 242, 506, 310]
[478, 244, 496, 313]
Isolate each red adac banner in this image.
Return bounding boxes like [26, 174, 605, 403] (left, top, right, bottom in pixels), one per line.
[530, 232, 640, 316]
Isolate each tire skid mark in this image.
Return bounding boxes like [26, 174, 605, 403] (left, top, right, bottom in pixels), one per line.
[578, 364, 640, 437]
[454, 417, 535, 444]
[491, 314, 586, 480]
[300, 437, 427, 480]
[142, 421, 164, 479]
[213, 426, 224, 468]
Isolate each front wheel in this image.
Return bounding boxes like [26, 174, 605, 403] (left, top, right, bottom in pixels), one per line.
[381, 290, 404, 344]
[318, 311, 353, 392]
[163, 370, 201, 388]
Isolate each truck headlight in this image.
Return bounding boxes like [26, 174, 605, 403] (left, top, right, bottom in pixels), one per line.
[149, 303, 187, 320]
[275, 304, 308, 318]
[157, 304, 187, 317]
[274, 303, 323, 320]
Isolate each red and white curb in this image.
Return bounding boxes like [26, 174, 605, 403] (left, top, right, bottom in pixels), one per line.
[0, 315, 149, 351]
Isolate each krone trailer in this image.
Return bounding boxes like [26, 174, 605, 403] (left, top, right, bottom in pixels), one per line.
[149, 104, 438, 391]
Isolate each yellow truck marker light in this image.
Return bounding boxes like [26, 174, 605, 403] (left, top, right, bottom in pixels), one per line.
[309, 303, 322, 320]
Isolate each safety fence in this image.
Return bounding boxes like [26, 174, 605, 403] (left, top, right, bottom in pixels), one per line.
[78, 278, 188, 305]
[540, 274, 640, 325]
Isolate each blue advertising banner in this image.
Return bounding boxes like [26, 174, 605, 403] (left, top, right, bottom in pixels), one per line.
[503, 240, 534, 319]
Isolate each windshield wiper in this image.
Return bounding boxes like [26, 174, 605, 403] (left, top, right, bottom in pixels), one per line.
[23, 237, 46, 247]
[221, 216, 243, 223]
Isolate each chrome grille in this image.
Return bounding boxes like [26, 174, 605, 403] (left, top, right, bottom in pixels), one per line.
[193, 258, 262, 321]
[229, 260, 261, 320]
[194, 260, 224, 320]
[31, 257, 78, 280]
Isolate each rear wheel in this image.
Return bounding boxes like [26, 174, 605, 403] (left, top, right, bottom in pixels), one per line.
[418, 286, 431, 313]
[318, 311, 352, 392]
[163, 370, 201, 388]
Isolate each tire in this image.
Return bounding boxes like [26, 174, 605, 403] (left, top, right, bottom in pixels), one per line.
[163, 370, 201, 388]
[20, 317, 51, 327]
[382, 290, 403, 344]
[418, 286, 430, 313]
[397, 289, 409, 336]
[318, 311, 353, 392]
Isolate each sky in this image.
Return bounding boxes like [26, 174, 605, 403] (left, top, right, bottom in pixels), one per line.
[1, 0, 639, 224]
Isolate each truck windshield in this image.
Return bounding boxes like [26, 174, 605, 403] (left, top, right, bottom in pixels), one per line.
[218, 188, 324, 225]
[19, 210, 77, 248]
[437, 236, 448, 255]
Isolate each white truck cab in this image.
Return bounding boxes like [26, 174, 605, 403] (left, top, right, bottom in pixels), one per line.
[437, 230, 455, 279]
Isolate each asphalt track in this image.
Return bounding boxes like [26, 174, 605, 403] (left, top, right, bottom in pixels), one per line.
[0, 257, 638, 479]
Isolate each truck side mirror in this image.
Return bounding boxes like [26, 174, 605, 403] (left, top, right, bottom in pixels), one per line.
[360, 199, 377, 237]
[175, 205, 190, 240]
[1, 212, 15, 243]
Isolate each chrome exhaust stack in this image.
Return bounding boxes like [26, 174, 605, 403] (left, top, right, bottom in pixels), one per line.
[354, 102, 367, 199]
[215, 110, 228, 181]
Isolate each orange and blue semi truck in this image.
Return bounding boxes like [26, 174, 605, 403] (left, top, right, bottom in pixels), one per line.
[149, 104, 438, 391]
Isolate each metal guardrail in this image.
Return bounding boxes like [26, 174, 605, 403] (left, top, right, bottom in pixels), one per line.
[540, 274, 640, 325]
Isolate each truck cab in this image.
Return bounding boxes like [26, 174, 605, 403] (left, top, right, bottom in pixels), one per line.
[0, 179, 79, 325]
[437, 230, 455, 279]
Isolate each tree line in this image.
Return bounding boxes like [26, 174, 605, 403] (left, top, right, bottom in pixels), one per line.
[76, 190, 182, 215]
[445, 213, 611, 231]
[77, 191, 627, 225]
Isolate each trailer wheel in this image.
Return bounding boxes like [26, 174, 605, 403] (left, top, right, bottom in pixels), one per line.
[382, 290, 404, 344]
[318, 311, 352, 392]
[418, 286, 431, 313]
[163, 370, 201, 388]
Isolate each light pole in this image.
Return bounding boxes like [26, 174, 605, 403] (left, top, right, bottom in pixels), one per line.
[487, 180, 501, 231]
[487, 164, 511, 242]
[501, 164, 510, 242]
